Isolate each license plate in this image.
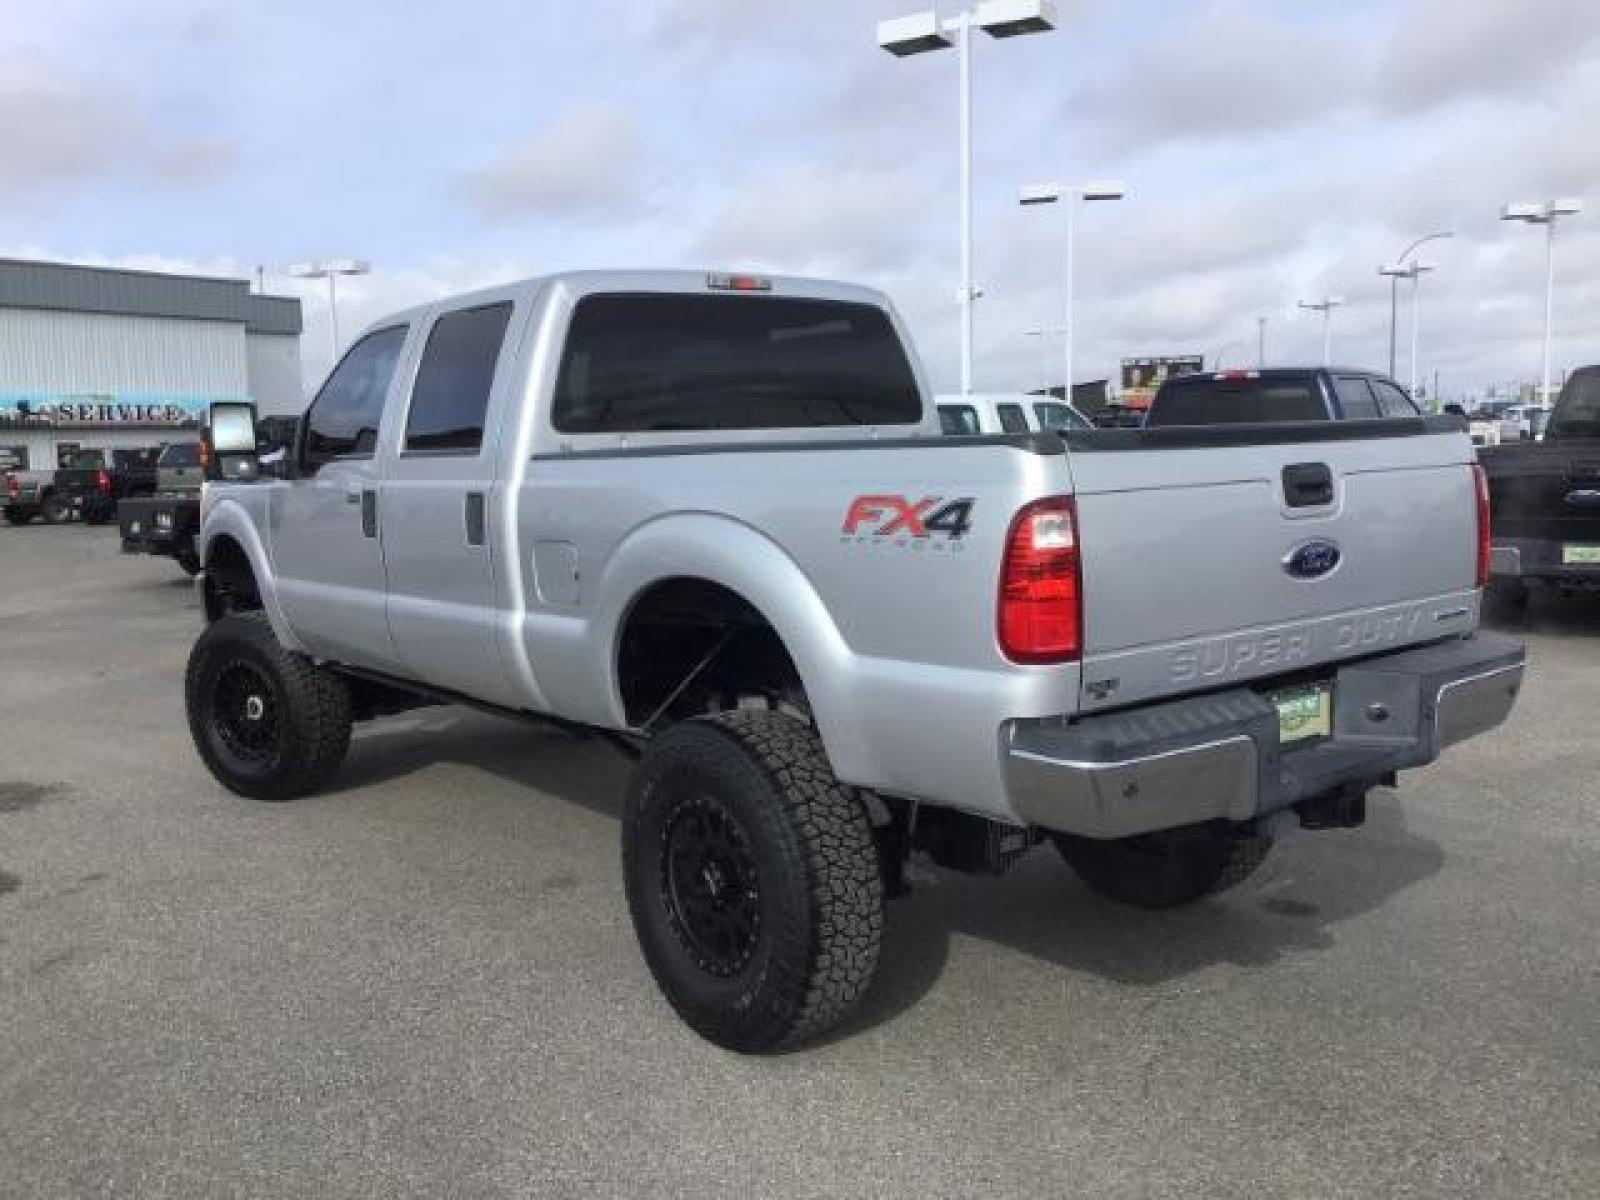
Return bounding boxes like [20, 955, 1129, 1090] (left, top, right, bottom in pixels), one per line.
[1561, 544, 1600, 565]
[1269, 682, 1332, 745]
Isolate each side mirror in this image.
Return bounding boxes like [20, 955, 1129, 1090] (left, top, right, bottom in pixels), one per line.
[208, 402, 259, 482]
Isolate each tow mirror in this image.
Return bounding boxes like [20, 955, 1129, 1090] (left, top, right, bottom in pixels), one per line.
[208, 402, 260, 481]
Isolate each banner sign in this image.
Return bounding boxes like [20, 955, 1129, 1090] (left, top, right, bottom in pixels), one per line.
[1119, 356, 1204, 410]
[0, 392, 240, 429]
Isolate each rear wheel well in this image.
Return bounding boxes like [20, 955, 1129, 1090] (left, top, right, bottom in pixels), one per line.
[618, 578, 807, 729]
[202, 535, 263, 621]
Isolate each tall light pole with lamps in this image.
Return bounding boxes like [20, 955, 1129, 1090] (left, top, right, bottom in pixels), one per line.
[878, 1, 1058, 396]
[1380, 231, 1452, 378]
[1378, 260, 1436, 400]
[289, 259, 371, 363]
[1018, 179, 1124, 402]
[1501, 199, 1583, 406]
[1298, 296, 1343, 366]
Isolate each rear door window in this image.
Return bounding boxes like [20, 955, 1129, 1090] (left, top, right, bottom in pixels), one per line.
[552, 293, 922, 432]
[995, 403, 1031, 433]
[404, 302, 514, 453]
[1033, 402, 1089, 432]
[1370, 379, 1420, 417]
[938, 404, 980, 435]
[1333, 376, 1381, 419]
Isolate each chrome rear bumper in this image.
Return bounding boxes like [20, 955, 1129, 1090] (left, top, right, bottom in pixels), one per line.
[1003, 634, 1524, 840]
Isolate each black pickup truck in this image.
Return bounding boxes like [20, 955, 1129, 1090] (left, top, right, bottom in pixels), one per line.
[1481, 365, 1600, 605]
[118, 442, 205, 574]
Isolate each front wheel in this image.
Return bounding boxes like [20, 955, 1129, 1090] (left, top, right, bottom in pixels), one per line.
[623, 711, 884, 1053]
[40, 494, 70, 525]
[185, 613, 352, 801]
[176, 541, 201, 576]
[3, 508, 31, 526]
[1053, 822, 1272, 909]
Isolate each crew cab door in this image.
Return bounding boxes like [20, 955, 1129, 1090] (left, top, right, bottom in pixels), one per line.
[380, 296, 523, 706]
[271, 324, 410, 673]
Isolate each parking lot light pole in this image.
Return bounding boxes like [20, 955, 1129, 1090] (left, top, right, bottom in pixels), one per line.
[1502, 199, 1583, 406]
[878, 1, 1058, 396]
[1379, 260, 1436, 399]
[1019, 179, 1125, 401]
[1298, 297, 1343, 366]
[289, 259, 372, 361]
[1380, 232, 1452, 377]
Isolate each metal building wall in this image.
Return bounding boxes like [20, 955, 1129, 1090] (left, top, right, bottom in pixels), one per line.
[246, 332, 306, 415]
[0, 308, 248, 395]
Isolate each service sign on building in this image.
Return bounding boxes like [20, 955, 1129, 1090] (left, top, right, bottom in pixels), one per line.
[0, 393, 216, 429]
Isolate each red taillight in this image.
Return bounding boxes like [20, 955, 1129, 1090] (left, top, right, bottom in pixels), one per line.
[199, 437, 213, 475]
[95, 469, 111, 495]
[4, 474, 17, 498]
[1473, 463, 1491, 588]
[999, 496, 1081, 663]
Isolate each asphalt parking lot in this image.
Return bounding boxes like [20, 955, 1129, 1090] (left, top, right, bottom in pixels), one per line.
[1, 525, 1596, 1198]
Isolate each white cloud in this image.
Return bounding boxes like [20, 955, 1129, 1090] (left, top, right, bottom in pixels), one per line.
[0, 49, 134, 204]
[459, 105, 645, 221]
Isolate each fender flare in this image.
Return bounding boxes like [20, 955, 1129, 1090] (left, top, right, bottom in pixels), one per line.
[590, 513, 878, 782]
[199, 498, 305, 652]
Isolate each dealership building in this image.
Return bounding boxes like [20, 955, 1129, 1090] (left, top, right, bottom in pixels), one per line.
[0, 259, 304, 472]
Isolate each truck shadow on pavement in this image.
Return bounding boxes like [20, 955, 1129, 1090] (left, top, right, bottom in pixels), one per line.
[1484, 588, 1600, 635]
[328, 710, 1446, 1045]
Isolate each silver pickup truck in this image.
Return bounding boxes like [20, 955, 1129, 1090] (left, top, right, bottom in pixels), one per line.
[186, 270, 1524, 1052]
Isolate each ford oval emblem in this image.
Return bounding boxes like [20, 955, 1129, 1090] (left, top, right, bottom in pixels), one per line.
[1284, 539, 1341, 580]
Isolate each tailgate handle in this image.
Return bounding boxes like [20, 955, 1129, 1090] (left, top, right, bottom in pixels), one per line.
[1283, 462, 1334, 508]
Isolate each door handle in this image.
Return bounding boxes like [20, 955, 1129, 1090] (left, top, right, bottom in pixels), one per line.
[360, 490, 377, 538]
[465, 492, 486, 546]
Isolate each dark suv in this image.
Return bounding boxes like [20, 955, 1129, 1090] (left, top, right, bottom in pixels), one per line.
[1145, 367, 1421, 426]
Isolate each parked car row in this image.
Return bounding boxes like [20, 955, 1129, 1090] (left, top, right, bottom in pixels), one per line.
[2, 446, 160, 526]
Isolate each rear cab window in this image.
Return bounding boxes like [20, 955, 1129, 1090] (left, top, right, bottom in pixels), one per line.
[552, 294, 922, 432]
[1146, 374, 1326, 425]
[159, 443, 201, 468]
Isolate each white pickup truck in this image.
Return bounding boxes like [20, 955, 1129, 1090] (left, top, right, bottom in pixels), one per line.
[188, 270, 1523, 1052]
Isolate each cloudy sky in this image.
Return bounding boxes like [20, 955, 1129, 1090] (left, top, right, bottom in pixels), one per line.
[4, 0, 1600, 401]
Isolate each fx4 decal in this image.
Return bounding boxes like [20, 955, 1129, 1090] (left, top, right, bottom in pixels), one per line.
[842, 494, 975, 543]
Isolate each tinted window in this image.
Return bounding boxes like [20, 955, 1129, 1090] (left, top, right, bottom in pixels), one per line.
[303, 325, 408, 471]
[69, 449, 107, 469]
[405, 302, 513, 452]
[1146, 376, 1325, 425]
[1334, 376, 1381, 419]
[552, 294, 921, 433]
[996, 403, 1030, 433]
[1549, 369, 1600, 438]
[1370, 379, 1419, 417]
[113, 447, 159, 470]
[159, 443, 201, 467]
[938, 404, 980, 435]
[1034, 402, 1089, 432]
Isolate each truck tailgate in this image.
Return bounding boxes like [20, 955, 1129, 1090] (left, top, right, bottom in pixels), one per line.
[1067, 422, 1480, 712]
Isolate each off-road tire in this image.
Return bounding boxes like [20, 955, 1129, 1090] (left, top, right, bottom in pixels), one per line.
[40, 493, 69, 524]
[176, 542, 201, 576]
[623, 710, 884, 1053]
[185, 613, 352, 801]
[3, 508, 31, 526]
[1053, 822, 1272, 909]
